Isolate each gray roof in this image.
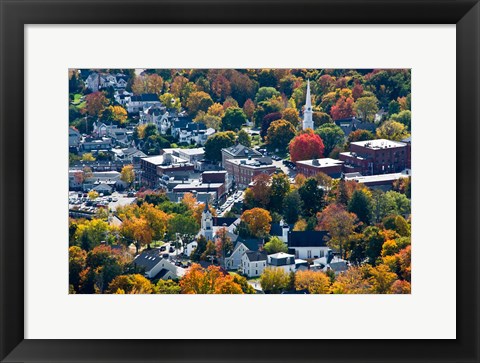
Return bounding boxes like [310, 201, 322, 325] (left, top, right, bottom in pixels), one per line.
[288, 231, 330, 248]
[245, 250, 268, 262]
[134, 249, 163, 272]
[223, 144, 262, 157]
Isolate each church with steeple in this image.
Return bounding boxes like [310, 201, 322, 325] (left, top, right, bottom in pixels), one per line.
[302, 80, 314, 130]
[200, 201, 213, 240]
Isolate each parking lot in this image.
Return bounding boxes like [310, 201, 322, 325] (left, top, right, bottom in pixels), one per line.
[68, 191, 137, 215]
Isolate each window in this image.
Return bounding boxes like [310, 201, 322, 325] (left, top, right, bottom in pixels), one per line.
[307, 250, 312, 258]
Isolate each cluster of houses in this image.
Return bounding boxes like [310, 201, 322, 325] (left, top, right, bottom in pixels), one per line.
[133, 202, 348, 283]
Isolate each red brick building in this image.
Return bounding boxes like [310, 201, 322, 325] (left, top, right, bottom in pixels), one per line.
[295, 158, 344, 178]
[224, 157, 276, 189]
[339, 139, 409, 175]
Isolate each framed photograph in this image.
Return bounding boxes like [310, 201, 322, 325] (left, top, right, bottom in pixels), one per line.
[1, 0, 479, 362]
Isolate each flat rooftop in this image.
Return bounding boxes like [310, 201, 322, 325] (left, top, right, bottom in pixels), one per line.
[350, 139, 407, 149]
[226, 157, 274, 168]
[296, 158, 344, 167]
[345, 169, 412, 184]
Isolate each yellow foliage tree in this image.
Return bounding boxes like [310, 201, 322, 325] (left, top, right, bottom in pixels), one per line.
[241, 208, 272, 238]
[295, 270, 331, 294]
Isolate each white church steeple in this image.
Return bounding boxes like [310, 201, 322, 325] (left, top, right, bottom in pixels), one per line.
[302, 80, 314, 130]
[201, 200, 213, 240]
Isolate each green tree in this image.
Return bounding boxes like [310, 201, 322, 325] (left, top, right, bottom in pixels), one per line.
[221, 107, 247, 131]
[264, 236, 288, 254]
[74, 218, 111, 251]
[266, 119, 296, 150]
[354, 96, 379, 122]
[255, 87, 280, 103]
[155, 280, 181, 294]
[390, 110, 412, 131]
[283, 190, 302, 224]
[315, 123, 345, 157]
[204, 131, 236, 162]
[237, 129, 252, 147]
[348, 189, 373, 225]
[259, 267, 289, 294]
[269, 173, 290, 213]
[298, 177, 325, 217]
[376, 120, 409, 141]
[167, 214, 200, 242]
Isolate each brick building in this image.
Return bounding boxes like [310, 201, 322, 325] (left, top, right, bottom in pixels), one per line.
[224, 157, 276, 189]
[339, 139, 409, 175]
[295, 158, 344, 178]
[140, 153, 193, 188]
[221, 144, 262, 167]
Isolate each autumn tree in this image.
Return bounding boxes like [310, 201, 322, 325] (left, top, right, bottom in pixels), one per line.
[155, 279, 181, 294]
[69, 246, 86, 292]
[315, 123, 345, 157]
[376, 120, 409, 141]
[140, 203, 170, 241]
[100, 105, 128, 125]
[120, 164, 135, 186]
[264, 236, 288, 254]
[221, 107, 247, 131]
[180, 264, 243, 294]
[390, 279, 411, 294]
[266, 119, 296, 150]
[160, 92, 181, 111]
[368, 264, 397, 294]
[85, 91, 109, 117]
[107, 274, 154, 294]
[289, 129, 325, 162]
[243, 98, 255, 120]
[259, 267, 289, 294]
[390, 110, 412, 130]
[74, 218, 111, 251]
[250, 173, 272, 208]
[347, 129, 375, 144]
[330, 96, 355, 121]
[204, 131, 236, 162]
[295, 270, 331, 294]
[281, 107, 300, 128]
[330, 266, 371, 294]
[207, 102, 225, 118]
[354, 96, 379, 122]
[186, 91, 214, 116]
[121, 217, 153, 254]
[215, 227, 234, 268]
[82, 152, 96, 162]
[87, 190, 99, 200]
[316, 203, 358, 259]
[241, 208, 272, 238]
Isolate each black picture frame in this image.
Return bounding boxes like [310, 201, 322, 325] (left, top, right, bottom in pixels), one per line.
[1, 1, 479, 362]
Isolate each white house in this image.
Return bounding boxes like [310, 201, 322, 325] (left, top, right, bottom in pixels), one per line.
[126, 94, 161, 113]
[313, 254, 349, 275]
[287, 231, 331, 259]
[267, 252, 296, 273]
[242, 251, 268, 277]
[185, 240, 198, 257]
[225, 242, 250, 271]
[134, 249, 186, 280]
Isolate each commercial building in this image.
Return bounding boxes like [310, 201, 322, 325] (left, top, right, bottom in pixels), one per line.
[295, 158, 344, 178]
[224, 157, 276, 189]
[339, 139, 409, 175]
[221, 144, 262, 167]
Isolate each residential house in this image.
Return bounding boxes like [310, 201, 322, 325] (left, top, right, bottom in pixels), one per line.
[334, 117, 377, 137]
[287, 230, 330, 259]
[134, 248, 185, 280]
[267, 252, 296, 273]
[69, 127, 81, 149]
[126, 93, 161, 114]
[242, 251, 268, 277]
[225, 238, 260, 271]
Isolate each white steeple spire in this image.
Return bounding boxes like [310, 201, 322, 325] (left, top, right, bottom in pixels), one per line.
[302, 79, 314, 130]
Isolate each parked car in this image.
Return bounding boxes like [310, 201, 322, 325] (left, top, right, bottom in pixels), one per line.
[160, 246, 166, 252]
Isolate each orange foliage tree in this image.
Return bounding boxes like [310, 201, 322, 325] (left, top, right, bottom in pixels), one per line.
[241, 208, 272, 238]
[289, 129, 325, 162]
[179, 264, 243, 294]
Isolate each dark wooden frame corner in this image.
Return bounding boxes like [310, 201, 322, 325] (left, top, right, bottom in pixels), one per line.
[1, 1, 479, 362]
